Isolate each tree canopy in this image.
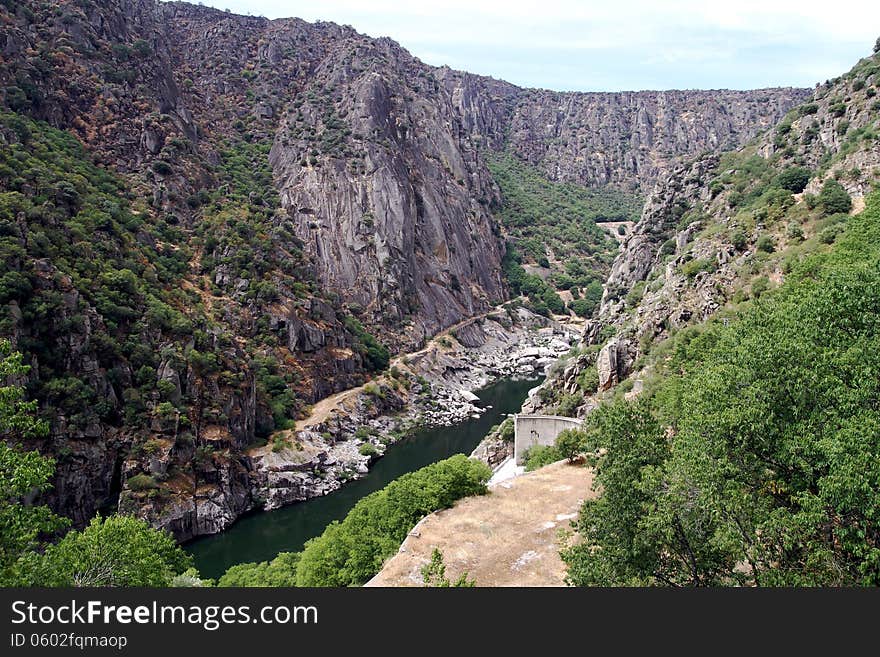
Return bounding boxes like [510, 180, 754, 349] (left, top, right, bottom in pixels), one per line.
[563, 192, 880, 586]
[0, 340, 67, 585]
[27, 515, 192, 587]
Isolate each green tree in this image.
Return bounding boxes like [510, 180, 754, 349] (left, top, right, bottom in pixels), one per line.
[541, 289, 565, 315]
[295, 455, 490, 586]
[421, 548, 475, 587]
[755, 235, 775, 253]
[523, 445, 562, 471]
[775, 166, 811, 193]
[555, 428, 587, 462]
[563, 193, 880, 586]
[30, 515, 192, 587]
[569, 298, 595, 318]
[218, 552, 300, 587]
[818, 179, 852, 215]
[0, 340, 67, 585]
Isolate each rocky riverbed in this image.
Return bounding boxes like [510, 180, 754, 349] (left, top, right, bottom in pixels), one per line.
[139, 305, 579, 540]
[248, 306, 578, 512]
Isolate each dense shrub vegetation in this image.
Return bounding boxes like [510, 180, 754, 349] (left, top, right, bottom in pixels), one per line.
[296, 454, 490, 586]
[563, 193, 880, 586]
[218, 552, 300, 587]
[216, 454, 491, 586]
[488, 151, 639, 317]
[0, 110, 390, 487]
[25, 515, 192, 587]
[0, 341, 190, 586]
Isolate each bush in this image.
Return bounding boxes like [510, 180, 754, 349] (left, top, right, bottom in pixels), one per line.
[30, 516, 191, 586]
[541, 288, 565, 315]
[786, 222, 804, 241]
[569, 298, 595, 318]
[132, 39, 152, 58]
[819, 225, 843, 244]
[751, 276, 771, 298]
[775, 167, 811, 193]
[756, 235, 776, 253]
[818, 179, 852, 215]
[555, 394, 581, 417]
[555, 428, 588, 462]
[421, 548, 475, 587]
[126, 473, 158, 491]
[358, 442, 379, 457]
[577, 367, 600, 393]
[218, 552, 300, 587]
[497, 418, 514, 442]
[731, 231, 748, 252]
[681, 258, 716, 278]
[151, 160, 172, 176]
[295, 455, 491, 586]
[344, 316, 390, 371]
[523, 445, 562, 471]
[797, 103, 819, 116]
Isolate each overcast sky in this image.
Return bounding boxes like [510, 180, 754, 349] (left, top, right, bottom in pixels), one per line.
[183, 1, 880, 91]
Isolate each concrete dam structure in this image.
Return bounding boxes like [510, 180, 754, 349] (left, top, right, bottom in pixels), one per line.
[513, 414, 583, 465]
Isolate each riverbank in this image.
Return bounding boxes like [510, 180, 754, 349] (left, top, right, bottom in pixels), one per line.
[156, 304, 578, 544]
[244, 305, 577, 514]
[366, 460, 593, 587]
[186, 377, 542, 578]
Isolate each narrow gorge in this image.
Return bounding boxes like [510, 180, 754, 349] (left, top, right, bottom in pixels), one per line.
[5, 0, 844, 585]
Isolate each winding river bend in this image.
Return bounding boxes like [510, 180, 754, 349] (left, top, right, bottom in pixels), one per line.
[186, 377, 541, 579]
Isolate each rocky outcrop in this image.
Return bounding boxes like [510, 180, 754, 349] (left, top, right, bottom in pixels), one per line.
[529, 48, 880, 418]
[470, 433, 513, 470]
[504, 89, 809, 194]
[600, 154, 720, 317]
[596, 337, 633, 391]
[0, 1, 808, 345]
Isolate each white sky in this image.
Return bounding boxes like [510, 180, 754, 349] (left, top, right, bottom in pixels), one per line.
[178, 0, 880, 91]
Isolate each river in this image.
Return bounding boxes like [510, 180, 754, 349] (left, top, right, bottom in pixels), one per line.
[186, 376, 541, 579]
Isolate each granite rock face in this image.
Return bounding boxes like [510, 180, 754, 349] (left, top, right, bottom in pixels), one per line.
[600, 154, 721, 317]
[0, 0, 807, 345]
[441, 71, 810, 193]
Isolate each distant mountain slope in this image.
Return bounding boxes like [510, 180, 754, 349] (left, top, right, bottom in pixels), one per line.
[537, 44, 880, 421]
[440, 70, 810, 193]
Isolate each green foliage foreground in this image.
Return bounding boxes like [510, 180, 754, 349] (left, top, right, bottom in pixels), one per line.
[0, 340, 191, 586]
[220, 454, 491, 587]
[563, 192, 880, 586]
[295, 454, 490, 586]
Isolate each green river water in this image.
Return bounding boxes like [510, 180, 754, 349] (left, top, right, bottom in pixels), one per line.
[186, 376, 540, 579]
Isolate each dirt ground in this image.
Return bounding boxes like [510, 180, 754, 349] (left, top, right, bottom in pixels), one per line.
[366, 460, 595, 587]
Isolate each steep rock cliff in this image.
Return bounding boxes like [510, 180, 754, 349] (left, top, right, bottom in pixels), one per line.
[441, 71, 810, 192]
[536, 48, 880, 411]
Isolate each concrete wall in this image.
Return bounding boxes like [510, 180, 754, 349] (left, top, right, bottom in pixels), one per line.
[514, 415, 582, 465]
